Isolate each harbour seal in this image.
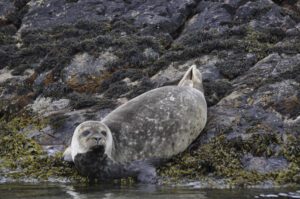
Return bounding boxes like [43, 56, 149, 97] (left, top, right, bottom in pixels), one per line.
[63, 65, 207, 182]
[65, 121, 159, 183]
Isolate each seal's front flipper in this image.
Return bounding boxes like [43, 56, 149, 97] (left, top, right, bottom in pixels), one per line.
[178, 64, 204, 93]
[62, 146, 73, 162]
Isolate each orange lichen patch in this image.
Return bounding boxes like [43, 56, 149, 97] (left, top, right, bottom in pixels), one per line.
[43, 71, 55, 86]
[277, 95, 300, 115]
[16, 92, 36, 108]
[67, 71, 112, 93]
[25, 72, 38, 85]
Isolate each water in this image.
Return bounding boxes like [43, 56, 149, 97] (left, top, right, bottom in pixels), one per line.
[0, 183, 299, 199]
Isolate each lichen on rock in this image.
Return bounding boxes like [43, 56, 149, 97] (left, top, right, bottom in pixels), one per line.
[0, 0, 300, 186]
[0, 115, 86, 182]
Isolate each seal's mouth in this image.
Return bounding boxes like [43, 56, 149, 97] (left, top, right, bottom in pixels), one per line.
[91, 144, 105, 152]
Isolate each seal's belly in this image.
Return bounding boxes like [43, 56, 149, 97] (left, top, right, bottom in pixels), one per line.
[102, 86, 207, 163]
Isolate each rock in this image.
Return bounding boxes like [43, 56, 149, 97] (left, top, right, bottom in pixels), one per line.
[143, 48, 159, 61]
[0, 68, 13, 83]
[0, 0, 14, 25]
[62, 52, 118, 92]
[233, 53, 300, 88]
[1, 0, 300, 185]
[242, 154, 288, 174]
[28, 97, 71, 117]
[234, 0, 274, 23]
[184, 1, 233, 33]
[28, 106, 112, 147]
[252, 80, 300, 119]
[20, 0, 198, 36]
[0, 49, 9, 69]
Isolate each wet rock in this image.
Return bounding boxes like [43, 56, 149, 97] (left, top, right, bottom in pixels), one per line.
[1, 0, 300, 185]
[0, 68, 14, 84]
[0, 1, 14, 24]
[252, 80, 300, 119]
[151, 61, 197, 87]
[63, 52, 117, 82]
[216, 53, 257, 80]
[31, 107, 112, 146]
[0, 49, 9, 70]
[28, 97, 71, 117]
[184, 1, 233, 33]
[242, 154, 288, 174]
[233, 53, 300, 88]
[20, 0, 198, 36]
[234, 0, 274, 23]
[63, 52, 118, 92]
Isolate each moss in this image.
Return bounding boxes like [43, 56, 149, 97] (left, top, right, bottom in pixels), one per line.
[203, 79, 233, 106]
[159, 135, 243, 183]
[159, 133, 300, 186]
[103, 81, 130, 99]
[276, 134, 300, 184]
[244, 31, 270, 59]
[111, 20, 137, 35]
[282, 134, 300, 163]
[11, 21, 166, 101]
[243, 27, 285, 60]
[241, 133, 281, 157]
[4, 113, 48, 133]
[0, 32, 15, 45]
[1, 113, 299, 185]
[276, 163, 300, 184]
[0, 116, 87, 182]
[0, 114, 136, 184]
[215, 52, 257, 80]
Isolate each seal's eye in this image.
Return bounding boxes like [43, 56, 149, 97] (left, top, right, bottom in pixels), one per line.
[82, 130, 91, 137]
[101, 131, 107, 136]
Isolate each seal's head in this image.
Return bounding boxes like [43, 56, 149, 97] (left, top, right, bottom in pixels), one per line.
[70, 121, 113, 161]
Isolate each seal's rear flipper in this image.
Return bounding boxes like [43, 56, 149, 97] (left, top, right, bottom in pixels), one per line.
[178, 65, 204, 93]
[137, 165, 157, 184]
[135, 160, 158, 184]
[127, 158, 167, 184]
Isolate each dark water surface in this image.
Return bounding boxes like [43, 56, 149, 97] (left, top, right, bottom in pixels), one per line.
[0, 183, 299, 199]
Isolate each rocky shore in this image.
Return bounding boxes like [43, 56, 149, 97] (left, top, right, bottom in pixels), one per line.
[0, 0, 300, 187]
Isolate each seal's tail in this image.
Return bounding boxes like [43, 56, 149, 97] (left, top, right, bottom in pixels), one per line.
[178, 65, 204, 93]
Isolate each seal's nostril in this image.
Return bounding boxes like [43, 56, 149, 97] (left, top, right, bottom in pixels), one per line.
[94, 137, 102, 143]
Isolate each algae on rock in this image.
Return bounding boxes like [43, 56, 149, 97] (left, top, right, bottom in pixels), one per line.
[160, 133, 300, 186]
[0, 116, 86, 182]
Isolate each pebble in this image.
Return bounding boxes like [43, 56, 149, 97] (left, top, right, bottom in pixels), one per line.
[290, 196, 300, 199]
[256, 192, 300, 198]
[278, 193, 288, 197]
[259, 194, 278, 198]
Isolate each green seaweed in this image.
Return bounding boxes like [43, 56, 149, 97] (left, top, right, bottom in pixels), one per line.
[159, 133, 300, 186]
[277, 134, 300, 184]
[1, 114, 300, 186]
[0, 116, 87, 182]
[243, 27, 285, 60]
